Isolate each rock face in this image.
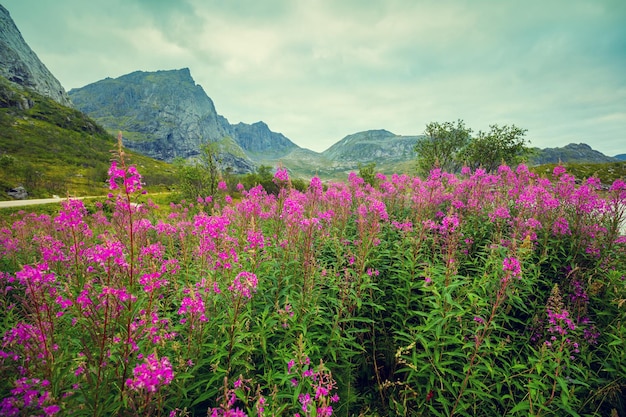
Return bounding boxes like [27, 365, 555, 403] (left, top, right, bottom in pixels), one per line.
[69, 69, 301, 173]
[322, 129, 418, 167]
[0, 5, 72, 107]
[231, 121, 298, 158]
[531, 143, 618, 165]
[70, 69, 232, 160]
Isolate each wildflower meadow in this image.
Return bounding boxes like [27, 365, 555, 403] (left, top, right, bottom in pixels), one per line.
[1, 149, 625, 416]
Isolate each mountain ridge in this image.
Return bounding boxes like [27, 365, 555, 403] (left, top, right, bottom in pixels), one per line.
[69, 68, 303, 174]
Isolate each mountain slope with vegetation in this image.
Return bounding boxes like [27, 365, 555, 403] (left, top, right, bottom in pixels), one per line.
[0, 75, 175, 199]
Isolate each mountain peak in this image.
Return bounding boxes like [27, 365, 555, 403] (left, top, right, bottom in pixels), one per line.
[321, 129, 418, 166]
[0, 4, 72, 106]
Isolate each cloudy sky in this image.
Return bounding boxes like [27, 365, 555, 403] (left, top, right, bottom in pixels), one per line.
[4, 0, 626, 154]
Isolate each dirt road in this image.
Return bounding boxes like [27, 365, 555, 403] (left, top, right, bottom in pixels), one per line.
[0, 196, 90, 208]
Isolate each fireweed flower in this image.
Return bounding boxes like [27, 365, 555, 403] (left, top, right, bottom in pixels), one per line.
[15, 263, 56, 288]
[55, 198, 92, 237]
[0, 378, 59, 416]
[552, 216, 571, 236]
[440, 214, 459, 233]
[228, 271, 258, 299]
[488, 206, 511, 222]
[125, 354, 174, 392]
[274, 167, 290, 183]
[546, 308, 576, 336]
[178, 291, 207, 323]
[502, 257, 522, 278]
[108, 161, 144, 193]
[552, 165, 567, 178]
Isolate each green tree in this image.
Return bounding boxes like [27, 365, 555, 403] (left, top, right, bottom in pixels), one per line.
[415, 120, 472, 176]
[459, 124, 530, 172]
[239, 165, 280, 195]
[174, 141, 221, 200]
[358, 162, 378, 187]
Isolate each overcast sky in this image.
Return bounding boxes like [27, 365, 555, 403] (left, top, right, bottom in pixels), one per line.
[3, 0, 626, 154]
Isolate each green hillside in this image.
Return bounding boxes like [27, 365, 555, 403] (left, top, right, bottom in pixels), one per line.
[0, 76, 176, 199]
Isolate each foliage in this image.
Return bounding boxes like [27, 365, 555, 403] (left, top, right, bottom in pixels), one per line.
[173, 142, 221, 201]
[415, 120, 472, 176]
[531, 161, 626, 186]
[237, 165, 279, 195]
[0, 155, 625, 416]
[458, 124, 530, 172]
[415, 120, 531, 176]
[358, 162, 378, 187]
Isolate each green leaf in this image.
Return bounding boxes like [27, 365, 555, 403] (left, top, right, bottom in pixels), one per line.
[509, 401, 530, 414]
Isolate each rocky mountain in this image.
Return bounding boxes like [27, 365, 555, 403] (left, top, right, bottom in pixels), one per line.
[0, 4, 72, 107]
[69, 69, 303, 174]
[322, 129, 418, 167]
[68, 68, 624, 178]
[614, 154, 626, 161]
[530, 143, 618, 165]
[231, 121, 298, 158]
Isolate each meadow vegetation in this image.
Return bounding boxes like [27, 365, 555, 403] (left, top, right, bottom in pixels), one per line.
[1, 138, 625, 417]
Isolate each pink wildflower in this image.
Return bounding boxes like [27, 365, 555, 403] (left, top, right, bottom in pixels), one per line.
[502, 257, 522, 278]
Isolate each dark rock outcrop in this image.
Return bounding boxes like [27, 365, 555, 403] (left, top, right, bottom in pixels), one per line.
[7, 185, 27, 199]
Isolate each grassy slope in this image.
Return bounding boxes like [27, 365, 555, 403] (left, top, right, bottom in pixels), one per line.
[0, 76, 177, 199]
[529, 160, 626, 185]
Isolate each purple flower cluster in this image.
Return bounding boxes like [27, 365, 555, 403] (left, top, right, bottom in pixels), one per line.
[502, 257, 522, 278]
[288, 356, 339, 417]
[0, 378, 59, 416]
[178, 290, 207, 323]
[546, 308, 576, 336]
[126, 354, 174, 393]
[228, 271, 258, 299]
[273, 167, 290, 183]
[108, 160, 143, 194]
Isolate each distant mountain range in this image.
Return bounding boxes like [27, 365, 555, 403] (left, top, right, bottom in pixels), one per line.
[69, 68, 620, 177]
[1, 2, 624, 187]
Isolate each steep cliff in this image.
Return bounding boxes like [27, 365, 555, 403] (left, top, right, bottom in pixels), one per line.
[0, 4, 72, 107]
[69, 69, 234, 160]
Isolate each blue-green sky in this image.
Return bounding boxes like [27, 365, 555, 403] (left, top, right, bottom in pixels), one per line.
[3, 0, 626, 154]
